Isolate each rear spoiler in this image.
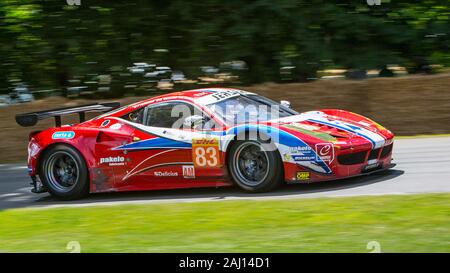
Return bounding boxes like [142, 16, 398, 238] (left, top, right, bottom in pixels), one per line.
[15, 102, 121, 127]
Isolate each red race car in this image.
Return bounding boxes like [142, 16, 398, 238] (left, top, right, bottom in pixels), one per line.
[16, 88, 394, 199]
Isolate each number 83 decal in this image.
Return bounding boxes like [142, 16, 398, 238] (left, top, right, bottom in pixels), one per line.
[192, 138, 221, 168]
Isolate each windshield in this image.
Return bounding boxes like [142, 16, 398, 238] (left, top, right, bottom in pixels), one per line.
[207, 94, 298, 126]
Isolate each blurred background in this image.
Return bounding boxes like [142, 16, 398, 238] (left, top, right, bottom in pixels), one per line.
[1, 0, 449, 97]
[0, 0, 450, 162]
[0, 1, 449, 253]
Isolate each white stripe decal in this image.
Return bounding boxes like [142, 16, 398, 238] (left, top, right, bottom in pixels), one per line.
[308, 118, 386, 149]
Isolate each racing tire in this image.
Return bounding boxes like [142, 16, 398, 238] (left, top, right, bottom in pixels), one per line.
[40, 144, 89, 200]
[228, 140, 283, 192]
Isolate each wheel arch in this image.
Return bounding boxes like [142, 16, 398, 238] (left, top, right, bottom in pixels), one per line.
[224, 128, 284, 177]
[36, 142, 90, 178]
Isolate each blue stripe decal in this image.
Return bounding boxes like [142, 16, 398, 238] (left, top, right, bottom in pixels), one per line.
[114, 137, 191, 150]
[227, 124, 332, 174]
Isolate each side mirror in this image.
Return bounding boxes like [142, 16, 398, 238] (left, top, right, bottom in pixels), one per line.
[280, 100, 291, 109]
[183, 115, 205, 129]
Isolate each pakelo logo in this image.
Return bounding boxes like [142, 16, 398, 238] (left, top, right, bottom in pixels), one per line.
[52, 131, 75, 139]
[100, 156, 125, 165]
[315, 143, 334, 163]
[289, 146, 312, 153]
[289, 145, 315, 162]
[182, 165, 195, 179]
[154, 171, 178, 177]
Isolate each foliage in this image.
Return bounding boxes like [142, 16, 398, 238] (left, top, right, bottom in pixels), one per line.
[0, 0, 449, 94]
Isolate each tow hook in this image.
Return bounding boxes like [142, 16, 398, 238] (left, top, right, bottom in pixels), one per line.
[31, 175, 47, 194]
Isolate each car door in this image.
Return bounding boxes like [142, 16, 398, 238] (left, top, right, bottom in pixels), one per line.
[118, 100, 227, 190]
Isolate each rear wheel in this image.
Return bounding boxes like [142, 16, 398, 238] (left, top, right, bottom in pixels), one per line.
[40, 144, 89, 200]
[228, 140, 283, 192]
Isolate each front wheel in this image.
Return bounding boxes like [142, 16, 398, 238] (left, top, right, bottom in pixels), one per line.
[227, 140, 283, 192]
[40, 144, 89, 200]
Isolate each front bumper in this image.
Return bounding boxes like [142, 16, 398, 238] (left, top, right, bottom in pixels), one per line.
[284, 142, 394, 183]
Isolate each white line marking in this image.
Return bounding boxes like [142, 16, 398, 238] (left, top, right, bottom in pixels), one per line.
[0, 193, 21, 198]
[22, 191, 446, 210]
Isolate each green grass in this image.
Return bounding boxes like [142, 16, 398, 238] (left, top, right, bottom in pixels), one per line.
[0, 194, 449, 253]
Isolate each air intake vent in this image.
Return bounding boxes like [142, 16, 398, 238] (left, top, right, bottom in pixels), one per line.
[380, 144, 393, 158]
[338, 151, 367, 165]
[368, 148, 381, 160]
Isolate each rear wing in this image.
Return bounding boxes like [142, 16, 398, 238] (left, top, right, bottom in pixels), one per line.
[15, 102, 120, 127]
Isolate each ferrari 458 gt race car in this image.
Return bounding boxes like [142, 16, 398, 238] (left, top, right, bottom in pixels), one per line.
[16, 88, 394, 199]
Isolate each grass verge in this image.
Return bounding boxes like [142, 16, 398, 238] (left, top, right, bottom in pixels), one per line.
[0, 193, 449, 252]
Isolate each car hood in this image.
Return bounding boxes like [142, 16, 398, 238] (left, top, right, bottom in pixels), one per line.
[264, 110, 393, 149]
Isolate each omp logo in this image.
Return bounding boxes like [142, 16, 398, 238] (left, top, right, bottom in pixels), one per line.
[296, 171, 310, 181]
[154, 171, 178, 177]
[100, 156, 124, 164]
[315, 143, 334, 163]
[52, 131, 75, 139]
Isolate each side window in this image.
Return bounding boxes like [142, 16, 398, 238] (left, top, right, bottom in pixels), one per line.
[145, 103, 184, 128]
[122, 108, 145, 123]
[144, 102, 218, 130]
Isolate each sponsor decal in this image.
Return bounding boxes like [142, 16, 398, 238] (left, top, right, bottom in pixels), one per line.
[100, 156, 125, 166]
[210, 90, 240, 101]
[363, 162, 380, 172]
[289, 146, 312, 153]
[110, 123, 122, 130]
[289, 145, 316, 162]
[192, 137, 221, 168]
[52, 131, 75, 139]
[196, 90, 240, 105]
[315, 143, 334, 163]
[182, 165, 195, 178]
[292, 155, 315, 161]
[296, 171, 310, 181]
[154, 171, 178, 177]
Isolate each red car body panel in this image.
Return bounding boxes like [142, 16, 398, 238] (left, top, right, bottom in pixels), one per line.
[25, 88, 394, 194]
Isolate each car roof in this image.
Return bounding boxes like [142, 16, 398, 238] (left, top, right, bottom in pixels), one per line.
[164, 88, 249, 100]
[104, 88, 253, 118]
[134, 88, 253, 107]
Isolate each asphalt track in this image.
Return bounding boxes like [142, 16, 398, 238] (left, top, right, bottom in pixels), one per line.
[0, 136, 449, 210]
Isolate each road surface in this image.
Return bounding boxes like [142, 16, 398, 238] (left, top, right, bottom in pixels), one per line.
[0, 136, 449, 210]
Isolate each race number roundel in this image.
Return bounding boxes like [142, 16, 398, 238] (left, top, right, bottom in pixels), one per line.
[192, 138, 221, 168]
